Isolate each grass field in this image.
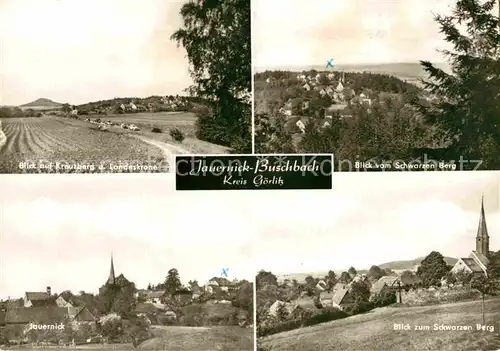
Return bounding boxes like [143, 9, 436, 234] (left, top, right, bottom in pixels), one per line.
[0, 117, 167, 173]
[259, 298, 500, 351]
[0, 112, 230, 173]
[137, 325, 253, 351]
[94, 112, 231, 154]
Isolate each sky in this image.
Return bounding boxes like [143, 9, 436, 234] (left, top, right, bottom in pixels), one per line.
[0, 174, 255, 299]
[0, 0, 193, 106]
[252, 0, 458, 68]
[253, 171, 500, 275]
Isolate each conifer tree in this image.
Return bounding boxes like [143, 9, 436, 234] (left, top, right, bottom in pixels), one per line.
[414, 0, 500, 168]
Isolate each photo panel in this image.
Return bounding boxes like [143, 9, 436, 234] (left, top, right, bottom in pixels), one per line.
[252, 0, 500, 171]
[255, 172, 500, 350]
[0, 0, 251, 175]
[0, 175, 255, 350]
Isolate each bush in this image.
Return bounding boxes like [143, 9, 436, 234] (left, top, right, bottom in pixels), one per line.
[151, 127, 163, 133]
[349, 300, 375, 314]
[170, 128, 185, 142]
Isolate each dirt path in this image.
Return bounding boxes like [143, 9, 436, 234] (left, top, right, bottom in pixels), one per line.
[132, 135, 191, 158]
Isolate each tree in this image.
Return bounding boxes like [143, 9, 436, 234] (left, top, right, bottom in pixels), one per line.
[324, 270, 338, 292]
[368, 265, 386, 280]
[416, 251, 450, 287]
[339, 271, 352, 284]
[256, 270, 278, 289]
[471, 274, 495, 325]
[350, 281, 371, 304]
[171, 0, 251, 153]
[61, 103, 71, 113]
[348, 267, 357, 276]
[188, 280, 200, 292]
[233, 281, 253, 323]
[165, 269, 182, 296]
[413, 0, 500, 169]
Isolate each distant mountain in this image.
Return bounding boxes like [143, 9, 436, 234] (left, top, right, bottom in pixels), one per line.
[20, 98, 63, 108]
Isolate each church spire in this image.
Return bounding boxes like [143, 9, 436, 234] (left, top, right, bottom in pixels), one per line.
[476, 196, 490, 255]
[107, 254, 116, 285]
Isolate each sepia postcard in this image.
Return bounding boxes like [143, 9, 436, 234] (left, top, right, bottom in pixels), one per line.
[0, 175, 255, 350]
[255, 171, 500, 350]
[0, 0, 251, 174]
[252, 0, 500, 171]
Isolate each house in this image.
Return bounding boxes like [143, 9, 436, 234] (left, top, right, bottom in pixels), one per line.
[5, 307, 68, 326]
[120, 104, 126, 111]
[146, 291, 164, 304]
[331, 286, 354, 311]
[370, 276, 401, 296]
[279, 107, 292, 116]
[129, 102, 137, 110]
[301, 101, 310, 110]
[268, 300, 302, 319]
[55, 296, 72, 308]
[319, 89, 327, 97]
[319, 291, 335, 307]
[325, 86, 334, 96]
[316, 280, 327, 291]
[67, 306, 96, 323]
[296, 120, 306, 133]
[135, 302, 159, 315]
[303, 83, 311, 91]
[324, 104, 348, 118]
[451, 197, 494, 277]
[327, 72, 335, 80]
[24, 287, 56, 307]
[135, 289, 149, 299]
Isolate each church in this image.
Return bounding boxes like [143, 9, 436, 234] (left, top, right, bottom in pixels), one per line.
[451, 197, 494, 277]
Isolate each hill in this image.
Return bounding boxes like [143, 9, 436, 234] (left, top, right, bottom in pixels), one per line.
[275, 256, 458, 282]
[19, 98, 62, 109]
[259, 298, 500, 350]
[378, 256, 458, 271]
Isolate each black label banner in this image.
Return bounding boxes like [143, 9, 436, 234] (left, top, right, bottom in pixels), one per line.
[175, 155, 332, 190]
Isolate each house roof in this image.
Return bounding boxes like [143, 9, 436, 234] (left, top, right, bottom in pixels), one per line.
[25, 292, 50, 301]
[135, 303, 159, 314]
[471, 251, 489, 267]
[147, 291, 164, 299]
[6, 307, 68, 324]
[332, 288, 349, 305]
[70, 306, 96, 322]
[5, 299, 23, 309]
[370, 276, 400, 294]
[460, 258, 484, 273]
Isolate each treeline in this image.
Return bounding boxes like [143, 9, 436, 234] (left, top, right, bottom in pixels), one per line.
[0, 107, 42, 118]
[255, 70, 421, 96]
[255, 97, 442, 167]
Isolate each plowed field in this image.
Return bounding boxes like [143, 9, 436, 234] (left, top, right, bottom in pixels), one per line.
[0, 117, 168, 173]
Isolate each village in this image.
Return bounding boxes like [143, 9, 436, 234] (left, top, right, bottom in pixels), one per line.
[259, 70, 433, 134]
[0, 256, 253, 348]
[257, 197, 500, 348]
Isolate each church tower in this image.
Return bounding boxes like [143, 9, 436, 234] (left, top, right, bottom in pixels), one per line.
[107, 254, 116, 285]
[476, 196, 490, 256]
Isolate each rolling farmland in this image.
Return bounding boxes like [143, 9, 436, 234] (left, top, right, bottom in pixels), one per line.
[0, 117, 167, 173]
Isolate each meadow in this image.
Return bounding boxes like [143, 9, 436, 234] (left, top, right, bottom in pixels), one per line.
[94, 112, 231, 154]
[259, 298, 500, 351]
[137, 325, 253, 351]
[3, 326, 252, 351]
